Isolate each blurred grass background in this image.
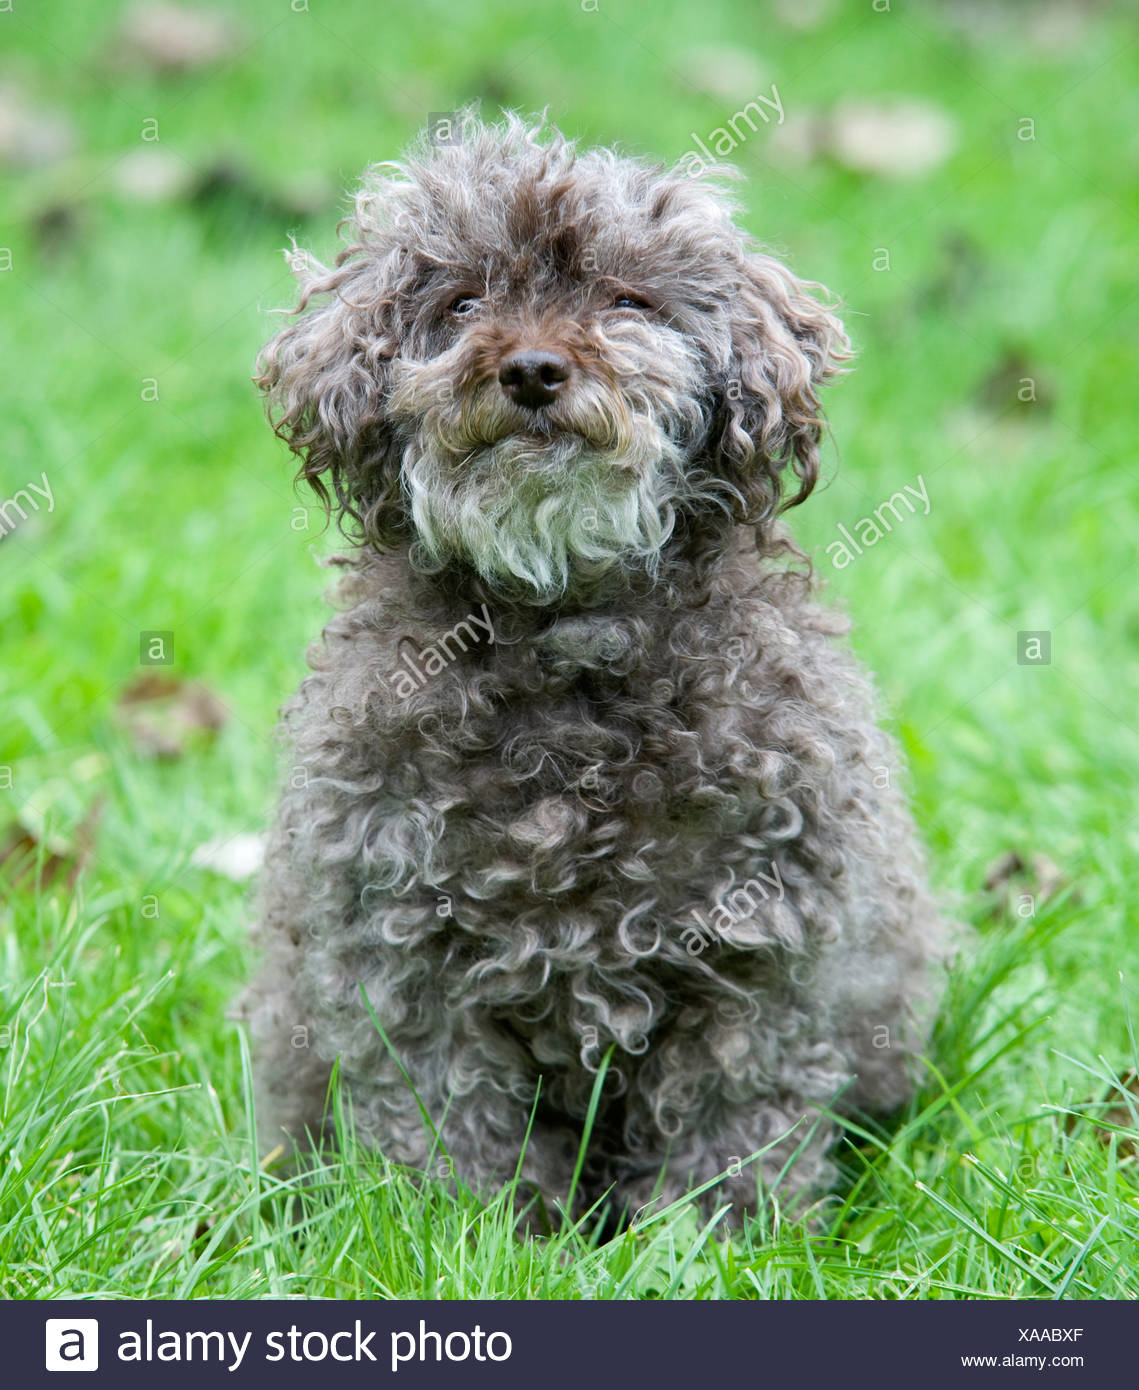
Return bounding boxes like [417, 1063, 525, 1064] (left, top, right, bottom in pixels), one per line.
[1, 0, 1138, 1297]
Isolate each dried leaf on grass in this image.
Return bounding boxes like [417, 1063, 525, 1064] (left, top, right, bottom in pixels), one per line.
[981, 849, 1073, 920]
[190, 832, 266, 881]
[975, 349, 1056, 415]
[191, 159, 336, 224]
[935, 0, 1105, 53]
[0, 82, 75, 169]
[111, 148, 193, 203]
[0, 797, 103, 893]
[116, 673, 228, 759]
[33, 202, 85, 260]
[116, 3, 241, 75]
[771, 98, 957, 179]
[831, 99, 957, 178]
[771, 0, 834, 31]
[676, 45, 768, 104]
[1064, 1069, 1139, 1160]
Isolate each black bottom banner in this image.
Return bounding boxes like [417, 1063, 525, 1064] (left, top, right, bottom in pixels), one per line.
[11, 1298, 1126, 1387]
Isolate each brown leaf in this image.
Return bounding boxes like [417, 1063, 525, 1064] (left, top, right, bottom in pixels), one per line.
[933, 0, 1105, 54]
[33, 203, 84, 261]
[771, 0, 834, 31]
[830, 99, 957, 179]
[676, 45, 768, 104]
[116, 673, 228, 759]
[975, 350, 1056, 415]
[112, 148, 193, 203]
[982, 849, 1024, 893]
[1065, 1070, 1139, 1160]
[981, 849, 1073, 920]
[0, 798, 102, 893]
[190, 159, 334, 225]
[769, 99, 957, 180]
[0, 82, 75, 169]
[916, 232, 988, 313]
[117, 3, 241, 75]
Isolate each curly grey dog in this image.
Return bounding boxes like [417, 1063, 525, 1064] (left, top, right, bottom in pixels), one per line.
[244, 113, 948, 1224]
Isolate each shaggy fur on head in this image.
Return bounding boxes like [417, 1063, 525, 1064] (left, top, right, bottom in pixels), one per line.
[244, 113, 949, 1223]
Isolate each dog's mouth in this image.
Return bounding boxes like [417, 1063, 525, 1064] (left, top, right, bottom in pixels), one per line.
[464, 424, 631, 467]
[450, 404, 630, 461]
[391, 363, 637, 464]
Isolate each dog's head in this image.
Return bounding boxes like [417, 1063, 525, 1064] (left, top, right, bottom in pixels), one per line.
[258, 113, 849, 603]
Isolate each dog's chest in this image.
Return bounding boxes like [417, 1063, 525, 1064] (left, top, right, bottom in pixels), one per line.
[318, 588, 835, 1065]
[375, 635, 792, 952]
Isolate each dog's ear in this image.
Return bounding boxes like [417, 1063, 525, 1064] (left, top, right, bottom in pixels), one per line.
[256, 246, 404, 546]
[715, 253, 850, 527]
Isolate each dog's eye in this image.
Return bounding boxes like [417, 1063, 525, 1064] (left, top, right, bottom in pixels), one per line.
[448, 295, 480, 316]
[612, 293, 652, 311]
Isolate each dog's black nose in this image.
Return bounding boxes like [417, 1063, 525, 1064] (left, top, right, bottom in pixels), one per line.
[498, 350, 570, 410]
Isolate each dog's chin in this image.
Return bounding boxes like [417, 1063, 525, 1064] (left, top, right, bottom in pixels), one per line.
[402, 425, 684, 604]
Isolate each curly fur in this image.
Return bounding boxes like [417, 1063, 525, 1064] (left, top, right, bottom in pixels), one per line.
[243, 113, 949, 1223]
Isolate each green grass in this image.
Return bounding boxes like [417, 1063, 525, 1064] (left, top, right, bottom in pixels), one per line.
[2, 0, 1138, 1299]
